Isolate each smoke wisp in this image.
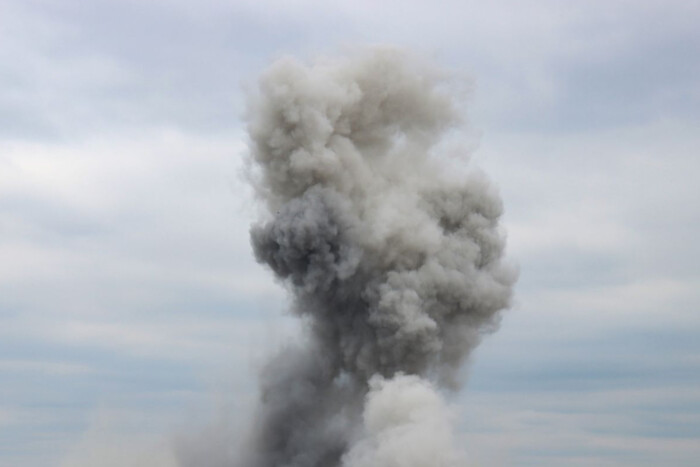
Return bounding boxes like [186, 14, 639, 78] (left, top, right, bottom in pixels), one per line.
[243, 47, 516, 467]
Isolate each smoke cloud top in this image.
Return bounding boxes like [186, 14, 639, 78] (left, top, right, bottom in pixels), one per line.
[243, 47, 516, 467]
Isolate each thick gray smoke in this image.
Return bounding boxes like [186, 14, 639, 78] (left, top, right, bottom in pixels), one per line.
[243, 48, 516, 467]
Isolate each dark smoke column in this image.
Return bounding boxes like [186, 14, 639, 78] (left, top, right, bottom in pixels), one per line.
[244, 48, 516, 467]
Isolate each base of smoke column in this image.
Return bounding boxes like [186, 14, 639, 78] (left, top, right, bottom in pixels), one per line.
[342, 374, 464, 467]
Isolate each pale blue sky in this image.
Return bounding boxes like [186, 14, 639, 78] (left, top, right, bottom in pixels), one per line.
[1, 1, 699, 466]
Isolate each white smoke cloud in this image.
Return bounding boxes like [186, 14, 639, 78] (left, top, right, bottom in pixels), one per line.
[343, 374, 463, 467]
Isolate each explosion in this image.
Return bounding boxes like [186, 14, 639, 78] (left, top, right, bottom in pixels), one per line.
[243, 47, 516, 467]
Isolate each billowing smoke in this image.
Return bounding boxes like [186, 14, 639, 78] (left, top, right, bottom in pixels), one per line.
[243, 47, 516, 467]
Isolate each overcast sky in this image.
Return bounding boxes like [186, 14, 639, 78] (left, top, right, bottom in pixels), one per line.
[1, 0, 699, 466]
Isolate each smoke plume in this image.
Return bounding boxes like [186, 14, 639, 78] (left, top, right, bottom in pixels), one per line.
[243, 47, 516, 467]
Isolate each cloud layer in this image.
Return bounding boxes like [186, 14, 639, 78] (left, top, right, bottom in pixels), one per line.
[1, 0, 698, 465]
